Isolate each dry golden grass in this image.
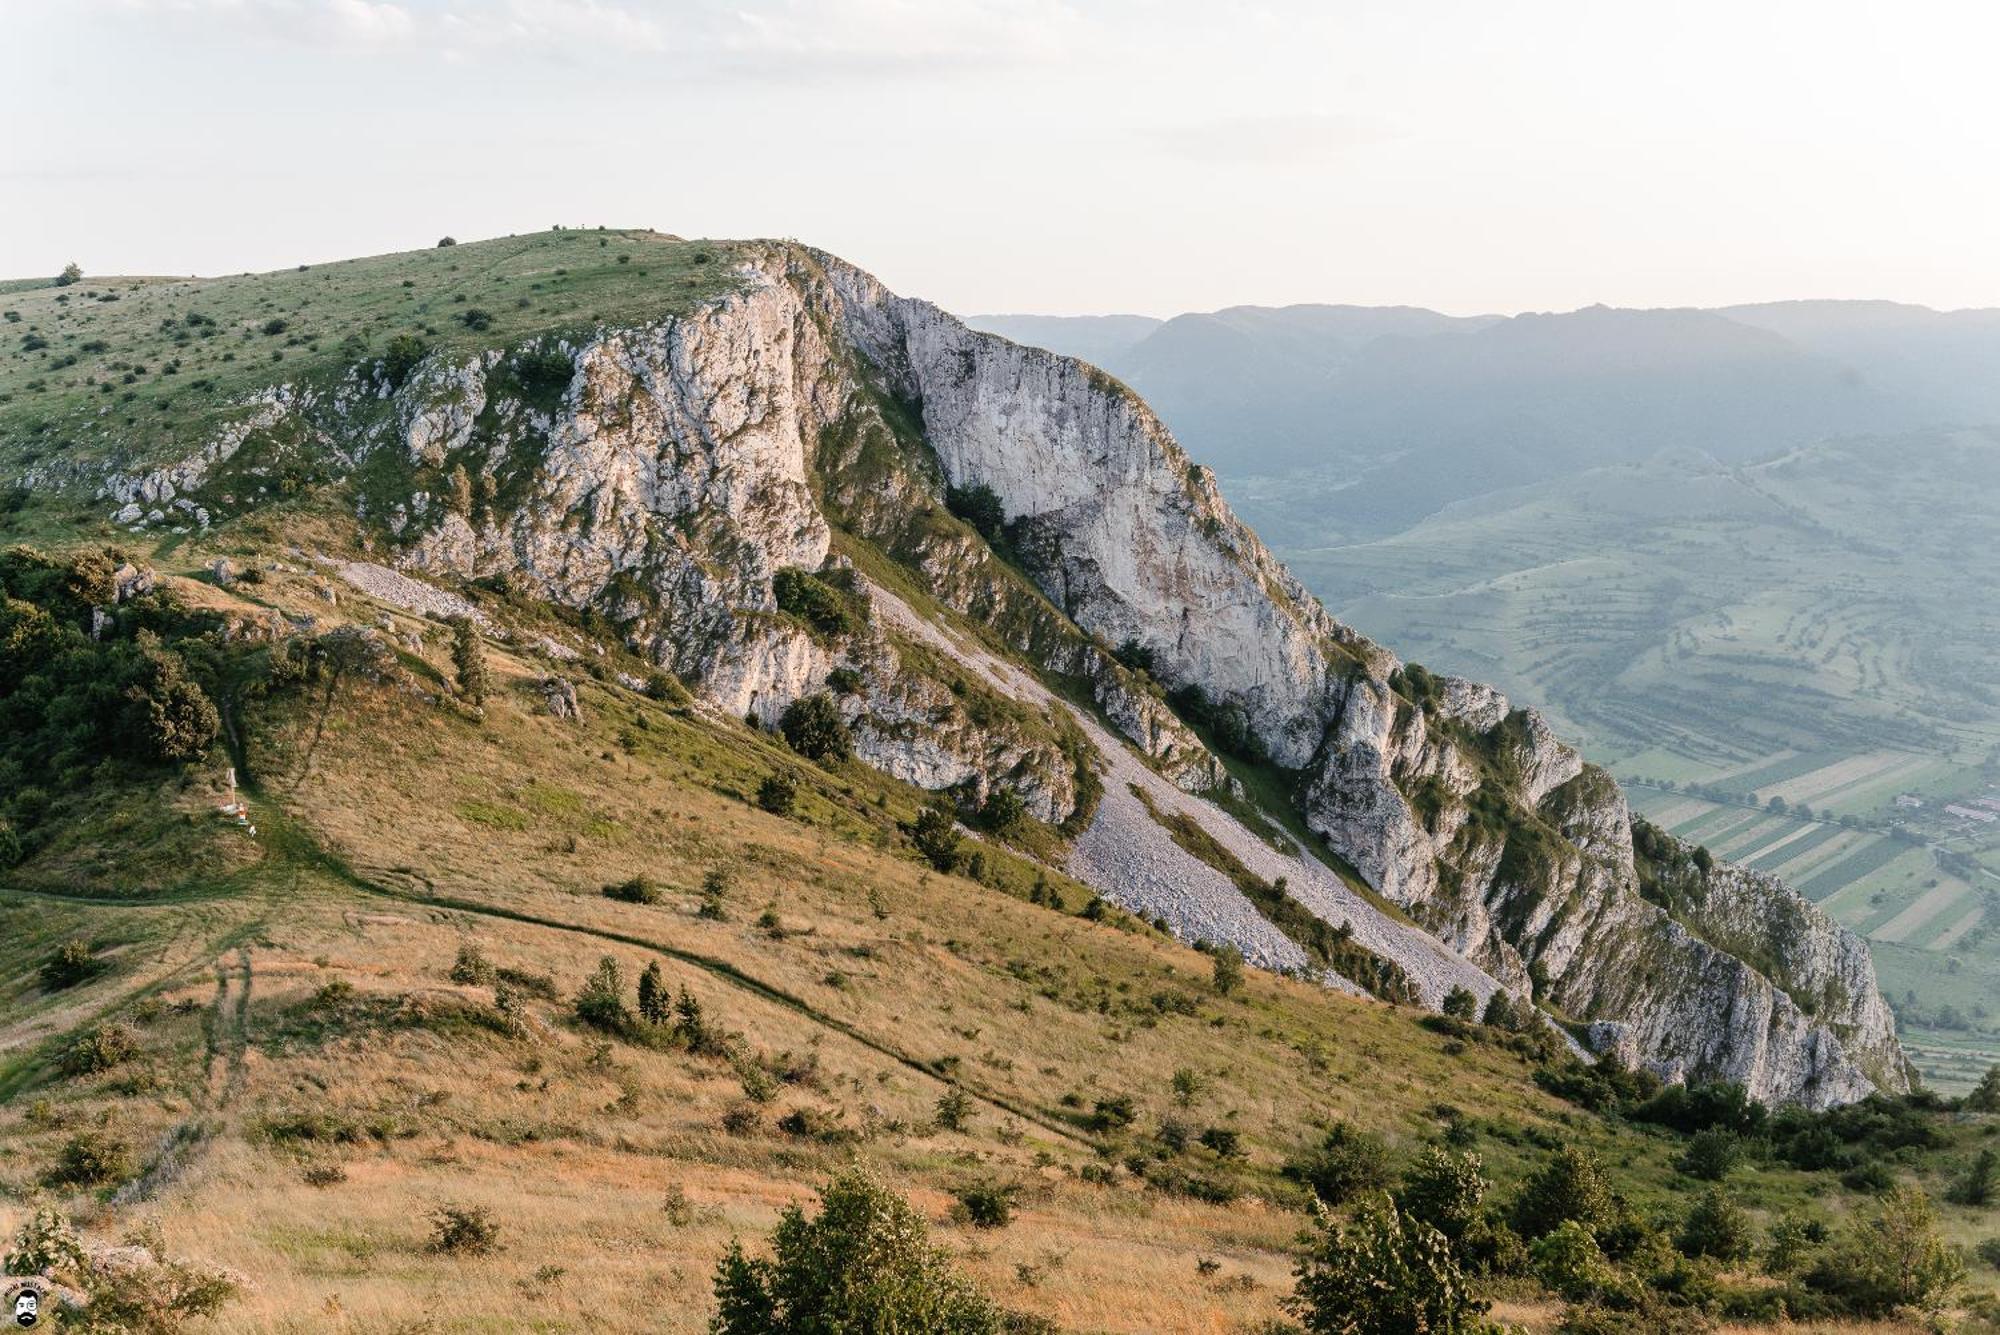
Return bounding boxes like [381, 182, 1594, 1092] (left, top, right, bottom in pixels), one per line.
[0, 563, 1984, 1333]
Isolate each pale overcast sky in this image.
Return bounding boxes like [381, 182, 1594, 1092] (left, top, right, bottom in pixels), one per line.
[4, 0, 1997, 316]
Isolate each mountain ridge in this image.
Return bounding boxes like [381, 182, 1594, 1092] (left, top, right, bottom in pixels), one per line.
[2, 232, 1905, 1107]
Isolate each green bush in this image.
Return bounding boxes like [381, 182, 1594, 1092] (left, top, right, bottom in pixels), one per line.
[1512, 1146, 1616, 1240]
[1287, 1194, 1495, 1335]
[910, 803, 962, 872]
[1676, 1186, 1754, 1261]
[1676, 1127, 1741, 1181]
[1804, 1184, 1964, 1316]
[573, 956, 630, 1032]
[1441, 986, 1477, 1020]
[60, 1023, 137, 1077]
[429, 1204, 501, 1255]
[1284, 1122, 1393, 1207]
[40, 938, 98, 990]
[48, 1129, 133, 1186]
[952, 1182, 1015, 1229]
[602, 876, 661, 905]
[1209, 944, 1245, 996]
[935, 1085, 973, 1132]
[944, 483, 1006, 544]
[780, 692, 851, 763]
[1397, 1147, 1489, 1242]
[772, 568, 860, 638]
[980, 786, 1027, 834]
[756, 772, 798, 816]
[448, 943, 495, 985]
[1531, 1220, 1613, 1300]
[712, 1170, 1001, 1333]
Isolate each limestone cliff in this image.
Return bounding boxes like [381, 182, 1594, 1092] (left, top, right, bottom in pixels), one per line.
[59, 240, 1907, 1106]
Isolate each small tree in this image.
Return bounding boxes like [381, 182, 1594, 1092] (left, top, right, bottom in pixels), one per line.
[1676, 1127, 1741, 1181]
[1398, 1147, 1489, 1242]
[1512, 1146, 1616, 1240]
[1951, 1147, 2000, 1206]
[780, 692, 851, 763]
[980, 786, 1027, 834]
[711, 1170, 1001, 1334]
[1441, 986, 1477, 1021]
[55, 262, 82, 287]
[935, 1085, 973, 1133]
[1764, 1208, 1828, 1277]
[1210, 944, 1245, 996]
[1965, 1064, 2000, 1113]
[757, 772, 797, 816]
[437, 236, 457, 247]
[1284, 1122, 1393, 1207]
[1171, 1067, 1206, 1108]
[1287, 1194, 1494, 1335]
[1829, 1184, 1965, 1316]
[574, 956, 629, 1032]
[448, 943, 495, 985]
[910, 803, 962, 872]
[638, 961, 669, 1026]
[1677, 1185, 1754, 1261]
[429, 1205, 500, 1255]
[1531, 1219, 1612, 1300]
[449, 616, 488, 706]
[41, 939, 97, 990]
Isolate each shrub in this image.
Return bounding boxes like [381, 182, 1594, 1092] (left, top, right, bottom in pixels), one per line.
[953, 1182, 1016, 1228]
[1965, 1064, 2000, 1112]
[1949, 1146, 2000, 1206]
[1805, 1184, 1964, 1316]
[772, 568, 859, 638]
[41, 938, 97, 990]
[0, 822, 19, 869]
[60, 1023, 137, 1077]
[1532, 1220, 1613, 1300]
[1764, 1209, 1828, 1277]
[262, 317, 287, 335]
[910, 803, 962, 872]
[1084, 1096, 1138, 1134]
[449, 616, 488, 705]
[460, 308, 493, 331]
[49, 1129, 133, 1186]
[55, 262, 82, 287]
[1199, 1127, 1243, 1158]
[776, 1106, 858, 1144]
[603, 876, 661, 905]
[429, 1204, 501, 1255]
[935, 1085, 973, 1133]
[756, 772, 798, 816]
[980, 786, 1027, 834]
[380, 333, 429, 387]
[437, 236, 457, 247]
[1284, 1122, 1393, 1207]
[573, 956, 630, 1032]
[826, 665, 864, 695]
[1207, 943, 1246, 996]
[1172, 1067, 1206, 1108]
[1676, 1186, 1754, 1261]
[637, 961, 669, 1025]
[712, 1170, 1001, 1333]
[1397, 1147, 1489, 1241]
[1287, 1194, 1492, 1335]
[1977, 1237, 2000, 1270]
[1676, 1127, 1741, 1181]
[1441, 986, 1477, 1021]
[1512, 1146, 1616, 1239]
[780, 692, 851, 762]
[448, 943, 495, 986]
[1632, 1081, 1764, 1136]
[944, 483, 1007, 543]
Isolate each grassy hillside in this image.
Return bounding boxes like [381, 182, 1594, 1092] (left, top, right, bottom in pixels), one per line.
[0, 536, 1993, 1331]
[0, 229, 744, 488]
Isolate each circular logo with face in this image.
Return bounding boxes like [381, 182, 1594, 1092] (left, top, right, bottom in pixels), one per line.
[8, 1284, 40, 1328]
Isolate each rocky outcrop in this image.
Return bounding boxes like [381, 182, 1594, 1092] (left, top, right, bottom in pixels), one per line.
[68, 241, 1905, 1105]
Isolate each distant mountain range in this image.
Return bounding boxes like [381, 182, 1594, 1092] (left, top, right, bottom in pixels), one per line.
[967, 299, 2000, 538]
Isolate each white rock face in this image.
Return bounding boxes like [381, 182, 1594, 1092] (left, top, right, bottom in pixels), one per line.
[91, 241, 1903, 1107]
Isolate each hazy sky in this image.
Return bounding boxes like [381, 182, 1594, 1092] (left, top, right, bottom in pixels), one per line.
[6, 0, 1998, 316]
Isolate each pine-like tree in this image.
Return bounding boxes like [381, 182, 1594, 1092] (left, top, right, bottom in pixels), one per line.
[450, 616, 488, 706]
